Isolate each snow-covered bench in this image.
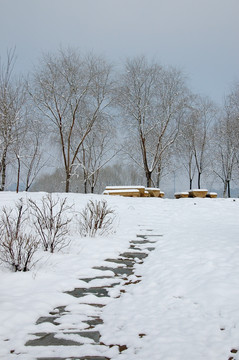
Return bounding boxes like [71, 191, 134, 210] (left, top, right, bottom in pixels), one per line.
[103, 186, 145, 197]
[188, 189, 208, 198]
[103, 186, 163, 198]
[206, 192, 217, 198]
[145, 188, 161, 197]
[174, 192, 189, 199]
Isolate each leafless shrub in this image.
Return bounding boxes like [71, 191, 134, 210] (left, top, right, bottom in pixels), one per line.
[79, 199, 115, 237]
[28, 194, 72, 253]
[0, 200, 39, 272]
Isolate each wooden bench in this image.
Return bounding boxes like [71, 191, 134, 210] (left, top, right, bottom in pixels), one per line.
[103, 186, 163, 198]
[103, 189, 141, 197]
[174, 192, 189, 199]
[188, 189, 208, 198]
[145, 188, 161, 197]
[104, 186, 146, 197]
[206, 192, 217, 198]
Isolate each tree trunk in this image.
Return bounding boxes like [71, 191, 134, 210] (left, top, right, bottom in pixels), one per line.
[189, 177, 193, 190]
[16, 156, 21, 193]
[84, 178, 87, 194]
[156, 166, 161, 188]
[227, 180, 231, 198]
[223, 181, 227, 198]
[146, 170, 152, 187]
[65, 171, 71, 193]
[0, 150, 7, 191]
[198, 172, 201, 189]
[90, 174, 95, 193]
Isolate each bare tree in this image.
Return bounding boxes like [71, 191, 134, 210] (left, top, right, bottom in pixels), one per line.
[74, 114, 119, 193]
[117, 56, 188, 187]
[212, 92, 239, 197]
[176, 97, 198, 189]
[228, 82, 239, 170]
[13, 111, 47, 192]
[192, 96, 217, 189]
[0, 49, 26, 191]
[30, 48, 114, 192]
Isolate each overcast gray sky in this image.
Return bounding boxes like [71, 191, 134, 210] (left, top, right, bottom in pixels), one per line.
[1, 0, 238, 104]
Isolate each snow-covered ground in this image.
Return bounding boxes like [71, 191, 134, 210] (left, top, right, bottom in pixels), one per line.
[0, 191, 239, 360]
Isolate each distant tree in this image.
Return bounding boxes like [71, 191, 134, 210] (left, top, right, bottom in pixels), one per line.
[0, 49, 26, 191]
[73, 111, 119, 193]
[30, 48, 114, 192]
[212, 90, 239, 197]
[228, 82, 239, 170]
[11, 104, 47, 192]
[176, 101, 197, 189]
[117, 56, 188, 187]
[31, 168, 66, 193]
[193, 96, 217, 189]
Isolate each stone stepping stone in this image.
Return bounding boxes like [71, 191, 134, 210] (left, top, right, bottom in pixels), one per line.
[119, 252, 148, 260]
[80, 276, 113, 283]
[26, 333, 82, 347]
[145, 247, 155, 251]
[65, 287, 110, 298]
[104, 258, 135, 267]
[130, 239, 156, 244]
[26, 330, 101, 347]
[36, 316, 60, 325]
[129, 244, 142, 250]
[49, 306, 69, 316]
[136, 234, 148, 239]
[83, 316, 103, 329]
[93, 266, 134, 276]
[136, 234, 162, 239]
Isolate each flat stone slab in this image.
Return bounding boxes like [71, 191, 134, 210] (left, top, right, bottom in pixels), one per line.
[104, 258, 135, 267]
[80, 276, 113, 283]
[146, 247, 155, 251]
[26, 333, 83, 347]
[83, 316, 103, 329]
[136, 234, 162, 238]
[120, 252, 148, 260]
[26, 331, 101, 347]
[49, 306, 69, 316]
[130, 239, 156, 244]
[36, 316, 60, 325]
[65, 287, 110, 298]
[93, 266, 134, 276]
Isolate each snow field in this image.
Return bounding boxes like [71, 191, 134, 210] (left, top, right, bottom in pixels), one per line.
[0, 192, 239, 359]
[100, 198, 239, 359]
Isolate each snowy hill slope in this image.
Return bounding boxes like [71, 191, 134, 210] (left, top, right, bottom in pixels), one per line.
[0, 192, 239, 359]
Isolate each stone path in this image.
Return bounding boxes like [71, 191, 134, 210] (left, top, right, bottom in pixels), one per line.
[23, 231, 162, 360]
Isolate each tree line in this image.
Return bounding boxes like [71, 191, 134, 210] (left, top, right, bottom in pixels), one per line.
[0, 48, 239, 197]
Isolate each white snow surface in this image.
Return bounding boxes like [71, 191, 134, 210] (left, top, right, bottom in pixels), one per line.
[0, 192, 239, 359]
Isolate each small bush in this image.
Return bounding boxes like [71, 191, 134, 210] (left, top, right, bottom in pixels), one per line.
[28, 194, 72, 253]
[79, 199, 115, 237]
[0, 200, 39, 272]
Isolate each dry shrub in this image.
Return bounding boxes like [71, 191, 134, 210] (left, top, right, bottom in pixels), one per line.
[0, 200, 39, 272]
[79, 199, 115, 237]
[28, 194, 72, 253]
